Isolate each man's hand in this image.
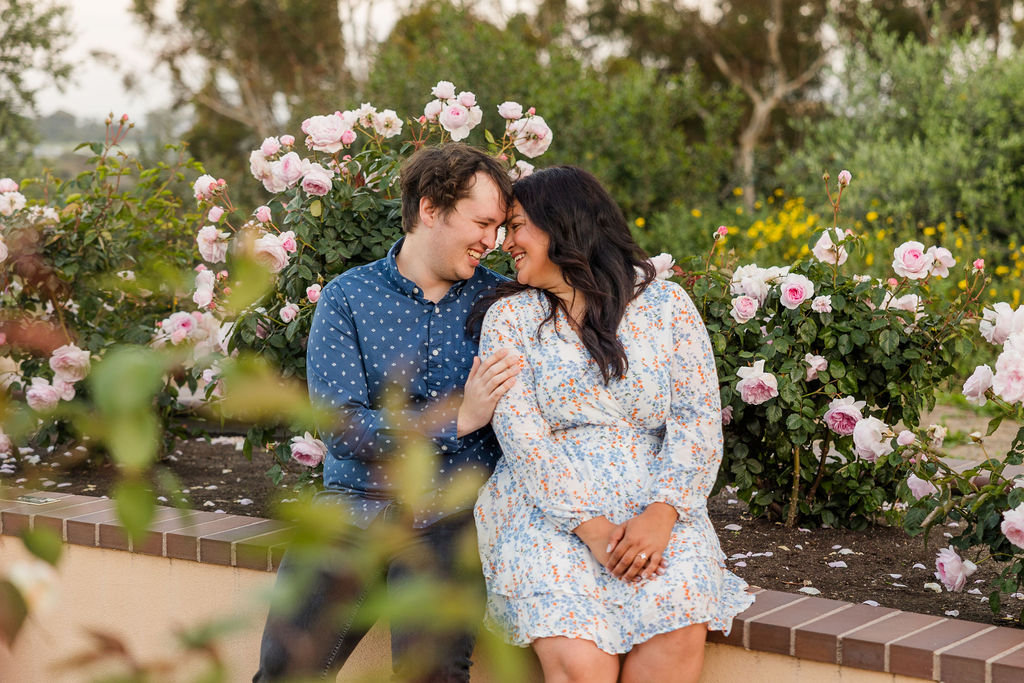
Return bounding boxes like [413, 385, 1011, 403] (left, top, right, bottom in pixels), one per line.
[455, 348, 521, 437]
[605, 502, 678, 581]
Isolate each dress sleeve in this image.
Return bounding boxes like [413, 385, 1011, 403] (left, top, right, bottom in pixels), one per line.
[646, 284, 724, 517]
[307, 282, 461, 462]
[481, 297, 602, 533]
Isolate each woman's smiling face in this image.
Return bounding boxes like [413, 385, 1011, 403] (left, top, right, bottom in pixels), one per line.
[502, 201, 562, 290]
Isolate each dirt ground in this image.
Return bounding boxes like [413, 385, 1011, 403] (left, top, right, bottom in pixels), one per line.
[4, 412, 1023, 630]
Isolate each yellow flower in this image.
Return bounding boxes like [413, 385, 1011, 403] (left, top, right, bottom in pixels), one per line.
[990, 288, 998, 297]
[735, 206, 744, 215]
[1013, 289, 1021, 307]
[866, 211, 879, 222]
[938, 222, 947, 233]
[799, 244, 810, 255]
[774, 188, 784, 197]
[923, 226, 936, 236]
[733, 187, 744, 196]
[767, 196, 775, 204]
[866, 253, 874, 266]
[634, 217, 646, 228]
[955, 237, 964, 248]
[690, 209, 701, 218]
[875, 229, 886, 240]
[958, 279, 968, 290]
[996, 265, 1010, 275]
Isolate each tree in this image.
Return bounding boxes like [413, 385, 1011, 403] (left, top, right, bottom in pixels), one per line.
[0, 0, 71, 166]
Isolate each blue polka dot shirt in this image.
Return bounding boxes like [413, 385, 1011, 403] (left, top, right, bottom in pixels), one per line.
[308, 238, 507, 528]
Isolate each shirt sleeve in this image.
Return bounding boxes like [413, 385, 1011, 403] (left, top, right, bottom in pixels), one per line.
[306, 282, 462, 462]
[646, 284, 724, 517]
[481, 297, 602, 533]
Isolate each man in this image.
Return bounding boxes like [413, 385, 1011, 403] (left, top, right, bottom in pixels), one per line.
[254, 143, 520, 682]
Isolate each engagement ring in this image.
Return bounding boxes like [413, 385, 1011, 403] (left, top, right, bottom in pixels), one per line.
[638, 552, 647, 561]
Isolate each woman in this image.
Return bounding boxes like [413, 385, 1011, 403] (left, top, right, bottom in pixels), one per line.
[474, 166, 753, 682]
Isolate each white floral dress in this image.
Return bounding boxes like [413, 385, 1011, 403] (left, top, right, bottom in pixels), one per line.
[475, 280, 754, 654]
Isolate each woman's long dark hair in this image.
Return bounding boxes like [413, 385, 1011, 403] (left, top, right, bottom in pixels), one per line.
[470, 166, 656, 384]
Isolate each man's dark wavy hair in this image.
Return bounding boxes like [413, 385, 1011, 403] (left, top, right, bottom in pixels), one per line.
[471, 166, 656, 384]
[399, 143, 512, 233]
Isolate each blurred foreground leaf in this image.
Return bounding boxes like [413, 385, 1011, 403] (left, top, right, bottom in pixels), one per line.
[21, 527, 62, 566]
[0, 581, 28, 646]
[114, 478, 156, 545]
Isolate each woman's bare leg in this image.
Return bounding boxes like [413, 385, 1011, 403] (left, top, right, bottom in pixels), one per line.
[620, 623, 708, 683]
[531, 636, 619, 683]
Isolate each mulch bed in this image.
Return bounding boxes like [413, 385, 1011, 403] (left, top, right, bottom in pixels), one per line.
[3, 437, 1021, 629]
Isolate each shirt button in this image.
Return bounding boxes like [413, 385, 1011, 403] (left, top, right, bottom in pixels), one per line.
[432, 349, 439, 356]
[441, 445, 448, 451]
[430, 390, 438, 397]
[412, 287, 419, 294]
[434, 306, 440, 314]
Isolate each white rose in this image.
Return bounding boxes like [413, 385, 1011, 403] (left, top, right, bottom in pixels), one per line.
[508, 115, 553, 158]
[431, 80, 456, 100]
[730, 295, 759, 324]
[196, 225, 229, 263]
[979, 302, 1024, 345]
[49, 343, 91, 383]
[301, 114, 349, 153]
[962, 364, 994, 406]
[853, 416, 893, 462]
[778, 273, 815, 309]
[812, 228, 848, 265]
[498, 101, 524, 120]
[927, 246, 956, 278]
[892, 241, 935, 279]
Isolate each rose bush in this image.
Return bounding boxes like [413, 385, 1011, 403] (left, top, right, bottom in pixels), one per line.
[165, 81, 553, 482]
[678, 171, 985, 528]
[898, 291, 1024, 617]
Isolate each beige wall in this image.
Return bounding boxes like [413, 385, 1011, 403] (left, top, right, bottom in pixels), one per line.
[0, 541, 925, 683]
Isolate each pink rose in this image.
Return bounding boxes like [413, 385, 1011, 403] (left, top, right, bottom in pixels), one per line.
[193, 269, 216, 308]
[897, 430, 916, 446]
[49, 343, 91, 383]
[301, 114, 350, 153]
[0, 178, 18, 193]
[1001, 503, 1024, 549]
[730, 295, 759, 324]
[371, 109, 403, 138]
[278, 230, 297, 253]
[301, 163, 335, 197]
[852, 416, 893, 462]
[735, 360, 778, 405]
[273, 152, 304, 189]
[260, 137, 281, 156]
[439, 103, 473, 140]
[423, 99, 443, 122]
[290, 432, 327, 467]
[26, 378, 60, 412]
[279, 302, 299, 323]
[255, 205, 272, 223]
[992, 340, 1024, 403]
[963, 364, 994, 406]
[804, 353, 827, 382]
[979, 303, 1024, 345]
[778, 273, 815, 309]
[934, 546, 976, 592]
[306, 284, 322, 303]
[926, 246, 956, 278]
[162, 311, 195, 345]
[721, 405, 733, 426]
[0, 429, 11, 455]
[0, 191, 26, 216]
[811, 228, 848, 266]
[837, 170, 852, 187]
[192, 174, 217, 200]
[811, 295, 832, 313]
[892, 241, 934, 279]
[973, 258, 984, 271]
[508, 115, 552, 158]
[457, 91, 477, 107]
[196, 225, 229, 263]
[431, 80, 456, 100]
[510, 160, 534, 180]
[906, 472, 937, 500]
[646, 253, 676, 280]
[716, 225, 728, 238]
[207, 206, 224, 222]
[252, 233, 290, 273]
[0, 236, 7, 264]
[823, 396, 865, 436]
[54, 379, 75, 401]
[249, 150, 272, 181]
[498, 101, 523, 120]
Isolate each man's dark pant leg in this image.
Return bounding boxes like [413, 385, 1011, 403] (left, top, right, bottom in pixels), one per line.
[253, 526, 382, 682]
[387, 511, 484, 683]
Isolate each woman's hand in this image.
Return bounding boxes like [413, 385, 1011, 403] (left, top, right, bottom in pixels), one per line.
[456, 348, 521, 436]
[605, 502, 678, 581]
[575, 515, 669, 580]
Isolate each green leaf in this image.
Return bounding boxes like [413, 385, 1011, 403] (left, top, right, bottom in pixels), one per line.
[114, 479, 156, 545]
[879, 328, 899, 355]
[0, 581, 28, 646]
[21, 527, 62, 566]
[987, 415, 1004, 436]
[786, 413, 803, 430]
[309, 199, 323, 217]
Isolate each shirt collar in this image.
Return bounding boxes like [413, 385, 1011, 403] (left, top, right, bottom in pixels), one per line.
[383, 237, 469, 302]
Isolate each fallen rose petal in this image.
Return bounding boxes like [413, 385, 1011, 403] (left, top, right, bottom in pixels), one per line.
[724, 523, 742, 531]
[828, 561, 848, 568]
[838, 548, 855, 555]
[798, 587, 821, 595]
[863, 600, 880, 606]
[912, 563, 926, 570]
[923, 582, 942, 592]
[734, 561, 747, 567]
[891, 583, 907, 588]
[889, 574, 902, 579]
[967, 588, 982, 595]
[944, 610, 960, 617]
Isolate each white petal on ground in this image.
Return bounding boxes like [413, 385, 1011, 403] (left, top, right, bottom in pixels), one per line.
[827, 561, 848, 568]
[838, 548, 855, 555]
[727, 499, 738, 504]
[889, 574, 902, 579]
[203, 500, 215, 507]
[795, 544, 803, 550]
[238, 498, 253, 506]
[832, 545, 842, 549]
[912, 563, 926, 570]
[724, 524, 742, 531]
[944, 610, 960, 617]
[891, 583, 908, 588]
[967, 588, 983, 595]
[863, 600, 880, 607]
[798, 528, 811, 533]
[734, 561, 747, 567]
[798, 587, 821, 595]
[923, 583, 943, 592]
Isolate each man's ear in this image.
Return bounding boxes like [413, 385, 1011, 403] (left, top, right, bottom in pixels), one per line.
[418, 196, 437, 229]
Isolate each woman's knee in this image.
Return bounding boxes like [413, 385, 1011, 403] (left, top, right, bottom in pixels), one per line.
[532, 637, 618, 683]
[622, 623, 708, 682]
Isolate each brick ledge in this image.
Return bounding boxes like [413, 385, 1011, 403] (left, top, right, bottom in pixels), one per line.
[3, 488, 1023, 682]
